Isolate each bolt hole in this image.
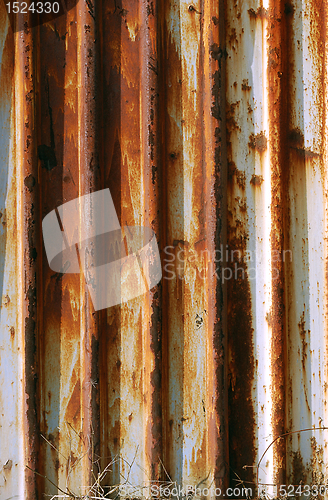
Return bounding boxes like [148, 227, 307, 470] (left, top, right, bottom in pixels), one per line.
[188, 5, 195, 11]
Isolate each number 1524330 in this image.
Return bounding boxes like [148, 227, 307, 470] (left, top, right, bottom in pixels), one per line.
[5, 1, 60, 13]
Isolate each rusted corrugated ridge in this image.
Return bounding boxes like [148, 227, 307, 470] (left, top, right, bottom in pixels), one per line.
[0, 0, 328, 498]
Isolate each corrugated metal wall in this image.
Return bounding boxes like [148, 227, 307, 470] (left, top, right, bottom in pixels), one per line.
[0, 0, 328, 498]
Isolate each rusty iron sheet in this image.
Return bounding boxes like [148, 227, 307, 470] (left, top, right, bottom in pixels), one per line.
[0, 0, 328, 498]
[0, 4, 24, 499]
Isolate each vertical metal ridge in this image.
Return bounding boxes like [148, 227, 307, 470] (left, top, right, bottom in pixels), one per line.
[16, 17, 40, 499]
[285, 0, 328, 486]
[76, 0, 102, 490]
[225, 0, 257, 487]
[96, 0, 164, 491]
[161, 0, 228, 488]
[99, 0, 122, 489]
[162, 0, 185, 484]
[267, 0, 287, 485]
[38, 13, 64, 496]
[208, 0, 229, 489]
[139, 0, 163, 482]
[0, 6, 24, 499]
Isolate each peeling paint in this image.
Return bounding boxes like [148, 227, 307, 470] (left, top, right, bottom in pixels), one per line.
[1, 0, 328, 498]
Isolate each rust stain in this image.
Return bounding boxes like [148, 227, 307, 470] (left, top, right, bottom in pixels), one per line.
[292, 450, 307, 485]
[284, 2, 295, 16]
[247, 6, 268, 19]
[208, 0, 229, 490]
[226, 72, 256, 485]
[298, 312, 311, 413]
[289, 128, 321, 158]
[267, 0, 288, 485]
[226, 102, 241, 132]
[241, 79, 252, 91]
[228, 162, 246, 190]
[248, 132, 268, 152]
[310, 437, 325, 484]
[227, 222, 256, 486]
[250, 174, 264, 186]
[24, 174, 36, 193]
[14, 11, 41, 497]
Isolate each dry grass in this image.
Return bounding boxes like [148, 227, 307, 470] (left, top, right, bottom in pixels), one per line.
[27, 423, 176, 500]
[26, 425, 328, 500]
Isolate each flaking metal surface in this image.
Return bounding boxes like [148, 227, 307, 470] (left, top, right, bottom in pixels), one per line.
[0, 0, 327, 498]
